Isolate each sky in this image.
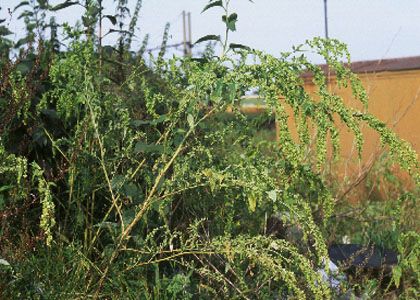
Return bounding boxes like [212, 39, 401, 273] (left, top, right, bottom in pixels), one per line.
[2, 0, 420, 63]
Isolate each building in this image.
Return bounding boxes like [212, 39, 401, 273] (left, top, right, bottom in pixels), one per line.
[292, 56, 420, 199]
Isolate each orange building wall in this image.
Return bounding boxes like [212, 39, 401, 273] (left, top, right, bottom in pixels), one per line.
[281, 69, 420, 198]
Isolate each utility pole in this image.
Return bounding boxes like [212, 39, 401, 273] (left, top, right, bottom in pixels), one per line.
[323, 0, 329, 39]
[182, 11, 192, 56]
[182, 11, 187, 56]
[187, 12, 192, 55]
[324, 0, 331, 87]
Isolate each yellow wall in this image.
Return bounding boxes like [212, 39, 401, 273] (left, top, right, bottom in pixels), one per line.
[281, 69, 420, 198]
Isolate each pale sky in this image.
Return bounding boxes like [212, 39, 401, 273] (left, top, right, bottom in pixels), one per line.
[2, 0, 420, 63]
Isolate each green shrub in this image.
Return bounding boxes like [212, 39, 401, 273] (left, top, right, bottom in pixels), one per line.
[0, 0, 418, 299]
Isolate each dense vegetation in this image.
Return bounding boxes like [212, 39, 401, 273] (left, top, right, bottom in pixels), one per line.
[0, 0, 418, 298]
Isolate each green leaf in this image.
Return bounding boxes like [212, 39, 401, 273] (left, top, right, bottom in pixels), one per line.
[105, 28, 131, 36]
[16, 61, 33, 75]
[87, 5, 100, 17]
[0, 258, 11, 267]
[194, 34, 220, 45]
[211, 80, 223, 103]
[131, 120, 151, 126]
[17, 10, 34, 20]
[0, 26, 13, 36]
[191, 57, 209, 64]
[111, 175, 125, 191]
[187, 114, 194, 128]
[222, 13, 238, 31]
[134, 142, 164, 154]
[392, 265, 402, 288]
[40, 109, 60, 121]
[248, 194, 257, 212]
[103, 15, 117, 25]
[0, 194, 4, 210]
[50, 1, 78, 12]
[102, 45, 116, 56]
[122, 182, 141, 201]
[267, 190, 277, 202]
[0, 185, 13, 193]
[122, 209, 135, 226]
[36, 0, 49, 9]
[228, 83, 237, 103]
[201, 0, 223, 13]
[82, 15, 96, 27]
[224, 262, 231, 273]
[33, 128, 48, 147]
[151, 114, 168, 125]
[13, 1, 30, 12]
[131, 114, 167, 127]
[14, 37, 30, 48]
[0, 97, 6, 106]
[93, 221, 118, 229]
[229, 43, 250, 51]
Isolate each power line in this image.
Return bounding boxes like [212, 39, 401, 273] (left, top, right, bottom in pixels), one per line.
[146, 42, 184, 52]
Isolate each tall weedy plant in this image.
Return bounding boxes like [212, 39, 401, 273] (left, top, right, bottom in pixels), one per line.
[0, 0, 418, 298]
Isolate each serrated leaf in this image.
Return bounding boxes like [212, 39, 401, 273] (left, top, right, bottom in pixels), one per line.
[187, 114, 194, 128]
[194, 34, 220, 45]
[50, 1, 78, 12]
[110, 175, 125, 191]
[201, 0, 223, 13]
[103, 15, 117, 25]
[229, 43, 250, 51]
[392, 265, 402, 288]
